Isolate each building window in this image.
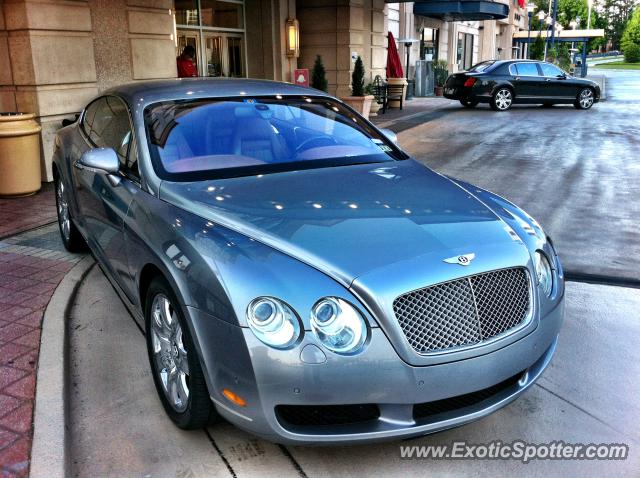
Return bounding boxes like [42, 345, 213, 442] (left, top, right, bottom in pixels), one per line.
[175, 0, 245, 78]
[457, 32, 474, 71]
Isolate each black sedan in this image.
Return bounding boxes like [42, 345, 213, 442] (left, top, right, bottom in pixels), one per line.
[443, 60, 600, 111]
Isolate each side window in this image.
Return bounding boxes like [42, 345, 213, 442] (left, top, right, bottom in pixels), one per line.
[540, 63, 563, 77]
[81, 99, 101, 136]
[86, 96, 139, 179]
[515, 63, 540, 76]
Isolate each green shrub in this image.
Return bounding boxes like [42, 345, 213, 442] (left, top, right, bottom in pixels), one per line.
[351, 56, 365, 96]
[530, 36, 545, 61]
[311, 55, 328, 92]
[434, 59, 449, 87]
[624, 43, 640, 63]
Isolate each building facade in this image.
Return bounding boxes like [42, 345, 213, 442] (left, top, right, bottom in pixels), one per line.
[1, 0, 525, 181]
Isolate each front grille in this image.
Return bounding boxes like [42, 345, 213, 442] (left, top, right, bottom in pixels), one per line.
[275, 404, 380, 427]
[393, 268, 530, 354]
[413, 371, 524, 421]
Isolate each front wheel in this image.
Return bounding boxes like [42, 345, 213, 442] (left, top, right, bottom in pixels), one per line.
[145, 277, 217, 429]
[55, 177, 87, 252]
[574, 88, 595, 109]
[460, 99, 479, 108]
[490, 88, 513, 111]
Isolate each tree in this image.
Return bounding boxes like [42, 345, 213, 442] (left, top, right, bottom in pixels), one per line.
[624, 42, 640, 60]
[530, 35, 546, 59]
[351, 56, 365, 96]
[621, 6, 640, 49]
[311, 55, 328, 92]
[600, 0, 638, 49]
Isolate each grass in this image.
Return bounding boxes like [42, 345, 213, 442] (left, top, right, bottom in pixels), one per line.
[592, 61, 640, 70]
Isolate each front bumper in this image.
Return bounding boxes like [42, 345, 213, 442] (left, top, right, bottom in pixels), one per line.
[189, 293, 564, 445]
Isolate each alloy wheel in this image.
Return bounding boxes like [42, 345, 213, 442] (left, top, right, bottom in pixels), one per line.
[56, 180, 70, 241]
[579, 89, 594, 109]
[494, 89, 512, 110]
[150, 294, 190, 413]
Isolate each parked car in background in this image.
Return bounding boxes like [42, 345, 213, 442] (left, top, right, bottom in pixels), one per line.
[53, 78, 564, 444]
[444, 59, 600, 111]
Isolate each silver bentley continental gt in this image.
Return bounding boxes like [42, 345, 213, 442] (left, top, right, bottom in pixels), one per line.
[53, 78, 564, 444]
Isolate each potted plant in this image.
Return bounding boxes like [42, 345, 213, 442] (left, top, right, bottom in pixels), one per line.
[434, 60, 448, 96]
[364, 82, 381, 116]
[311, 55, 328, 92]
[340, 56, 375, 119]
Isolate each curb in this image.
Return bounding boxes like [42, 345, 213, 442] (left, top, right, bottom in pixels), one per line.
[30, 256, 95, 478]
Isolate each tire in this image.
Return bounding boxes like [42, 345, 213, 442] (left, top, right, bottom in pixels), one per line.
[54, 176, 87, 252]
[490, 88, 513, 111]
[145, 276, 217, 429]
[460, 99, 479, 108]
[574, 88, 595, 110]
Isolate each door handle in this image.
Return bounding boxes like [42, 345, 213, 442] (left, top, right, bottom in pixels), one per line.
[545, 78, 552, 82]
[514, 76, 521, 81]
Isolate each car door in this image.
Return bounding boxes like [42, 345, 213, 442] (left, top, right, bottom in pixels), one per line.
[539, 62, 577, 101]
[73, 95, 141, 296]
[510, 63, 542, 101]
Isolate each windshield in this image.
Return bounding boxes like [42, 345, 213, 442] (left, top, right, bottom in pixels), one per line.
[144, 96, 406, 181]
[466, 61, 496, 73]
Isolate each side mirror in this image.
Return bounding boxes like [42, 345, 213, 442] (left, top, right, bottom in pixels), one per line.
[76, 148, 121, 186]
[557, 73, 567, 79]
[379, 128, 398, 145]
[78, 148, 119, 174]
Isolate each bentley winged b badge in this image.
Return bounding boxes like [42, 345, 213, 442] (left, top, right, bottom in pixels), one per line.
[443, 253, 476, 266]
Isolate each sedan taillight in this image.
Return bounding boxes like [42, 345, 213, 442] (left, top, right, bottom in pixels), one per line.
[463, 77, 477, 87]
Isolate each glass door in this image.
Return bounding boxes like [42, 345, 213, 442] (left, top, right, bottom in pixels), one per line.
[202, 33, 244, 77]
[177, 30, 200, 71]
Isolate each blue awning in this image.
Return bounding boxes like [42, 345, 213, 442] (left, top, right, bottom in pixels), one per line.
[402, 1, 509, 21]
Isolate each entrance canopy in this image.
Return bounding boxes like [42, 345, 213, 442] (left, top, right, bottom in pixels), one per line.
[513, 29, 605, 43]
[389, 0, 509, 21]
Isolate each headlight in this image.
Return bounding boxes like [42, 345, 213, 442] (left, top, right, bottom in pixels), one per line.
[534, 251, 553, 297]
[247, 297, 301, 349]
[311, 298, 367, 355]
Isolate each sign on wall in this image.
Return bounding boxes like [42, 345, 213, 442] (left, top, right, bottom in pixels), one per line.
[294, 69, 309, 87]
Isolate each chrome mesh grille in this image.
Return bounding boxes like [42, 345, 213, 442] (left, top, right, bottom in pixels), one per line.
[393, 268, 530, 354]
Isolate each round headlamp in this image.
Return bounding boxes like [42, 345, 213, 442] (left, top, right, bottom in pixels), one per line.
[534, 251, 553, 297]
[311, 298, 367, 355]
[247, 297, 301, 349]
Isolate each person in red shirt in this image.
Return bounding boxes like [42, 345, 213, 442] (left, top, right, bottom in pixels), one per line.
[177, 45, 198, 78]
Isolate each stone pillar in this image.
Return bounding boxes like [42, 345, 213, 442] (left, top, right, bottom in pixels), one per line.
[3, 0, 99, 182]
[1, 0, 176, 182]
[245, 0, 296, 83]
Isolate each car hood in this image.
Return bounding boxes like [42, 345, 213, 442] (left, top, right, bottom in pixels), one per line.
[159, 160, 527, 287]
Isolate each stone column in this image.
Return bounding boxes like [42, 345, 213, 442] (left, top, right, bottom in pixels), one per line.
[3, 0, 99, 182]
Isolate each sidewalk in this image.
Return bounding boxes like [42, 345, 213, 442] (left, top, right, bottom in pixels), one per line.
[0, 185, 83, 477]
[370, 96, 453, 129]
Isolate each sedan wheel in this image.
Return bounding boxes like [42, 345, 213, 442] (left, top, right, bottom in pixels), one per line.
[145, 277, 216, 429]
[55, 177, 87, 252]
[490, 88, 513, 111]
[574, 88, 594, 110]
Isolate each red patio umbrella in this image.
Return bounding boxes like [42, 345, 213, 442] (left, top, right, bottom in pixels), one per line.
[386, 31, 404, 78]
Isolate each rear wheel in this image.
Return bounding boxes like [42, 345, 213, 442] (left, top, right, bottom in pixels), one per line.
[574, 88, 595, 109]
[145, 276, 217, 429]
[55, 177, 87, 252]
[490, 88, 513, 111]
[460, 99, 479, 108]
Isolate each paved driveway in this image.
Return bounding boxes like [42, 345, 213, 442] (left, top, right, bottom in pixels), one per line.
[382, 70, 640, 283]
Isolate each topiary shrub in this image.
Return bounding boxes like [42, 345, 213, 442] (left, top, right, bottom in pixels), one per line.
[311, 55, 328, 92]
[624, 43, 640, 63]
[351, 56, 365, 96]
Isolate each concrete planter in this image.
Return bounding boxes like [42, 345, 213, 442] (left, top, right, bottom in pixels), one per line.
[341, 95, 375, 120]
[0, 113, 42, 197]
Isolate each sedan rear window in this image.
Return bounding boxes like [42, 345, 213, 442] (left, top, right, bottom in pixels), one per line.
[466, 61, 495, 73]
[144, 96, 406, 181]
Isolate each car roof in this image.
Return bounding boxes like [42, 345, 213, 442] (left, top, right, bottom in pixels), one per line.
[102, 78, 330, 109]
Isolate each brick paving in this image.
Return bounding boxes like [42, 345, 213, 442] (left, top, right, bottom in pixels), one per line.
[0, 186, 84, 477]
[0, 184, 57, 240]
